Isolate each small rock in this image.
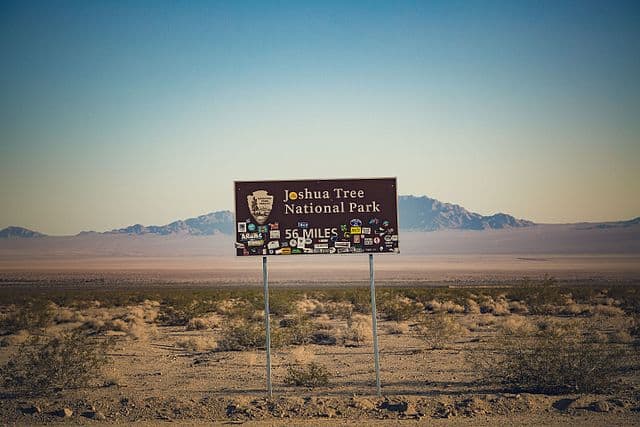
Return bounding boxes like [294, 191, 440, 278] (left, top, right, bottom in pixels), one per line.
[89, 411, 107, 420]
[381, 399, 409, 412]
[21, 405, 41, 415]
[57, 407, 73, 418]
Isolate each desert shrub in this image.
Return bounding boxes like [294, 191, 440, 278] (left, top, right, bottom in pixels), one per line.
[214, 298, 258, 320]
[284, 362, 330, 387]
[508, 300, 529, 314]
[186, 314, 221, 331]
[0, 329, 113, 396]
[380, 295, 423, 321]
[417, 314, 468, 349]
[426, 299, 465, 313]
[176, 336, 217, 352]
[107, 318, 129, 332]
[385, 321, 409, 335]
[267, 293, 295, 316]
[294, 298, 325, 316]
[279, 316, 315, 345]
[480, 322, 631, 394]
[54, 307, 85, 324]
[157, 305, 192, 326]
[218, 321, 263, 351]
[478, 296, 511, 316]
[464, 299, 481, 314]
[217, 320, 289, 351]
[342, 315, 372, 346]
[500, 316, 536, 336]
[324, 301, 354, 320]
[591, 305, 625, 317]
[0, 299, 55, 333]
[343, 289, 371, 313]
[186, 317, 210, 330]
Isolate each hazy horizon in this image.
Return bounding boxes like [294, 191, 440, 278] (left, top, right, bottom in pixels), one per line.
[2, 1, 639, 235]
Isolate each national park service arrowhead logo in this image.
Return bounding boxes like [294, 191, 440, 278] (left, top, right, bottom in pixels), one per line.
[247, 190, 273, 225]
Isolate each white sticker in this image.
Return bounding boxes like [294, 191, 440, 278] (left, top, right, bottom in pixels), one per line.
[268, 241, 280, 249]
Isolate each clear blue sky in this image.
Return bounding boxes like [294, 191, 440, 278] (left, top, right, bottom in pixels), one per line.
[1, 1, 639, 234]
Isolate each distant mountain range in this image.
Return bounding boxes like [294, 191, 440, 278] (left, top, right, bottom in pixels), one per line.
[398, 195, 533, 231]
[0, 226, 45, 238]
[1, 195, 637, 238]
[101, 211, 234, 236]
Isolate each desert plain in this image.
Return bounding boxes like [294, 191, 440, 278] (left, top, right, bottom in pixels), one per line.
[0, 226, 639, 425]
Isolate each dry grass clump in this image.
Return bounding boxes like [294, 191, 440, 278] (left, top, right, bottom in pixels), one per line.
[0, 329, 113, 396]
[478, 296, 511, 316]
[342, 314, 372, 346]
[54, 307, 85, 324]
[176, 336, 217, 352]
[186, 314, 222, 331]
[585, 315, 638, 344]
[417, 314, 469, 349]
[284, 362, 330, 387]
[215, 298, 255, 318]
[464, 299, 481, 314]
[385, 321, 410, 335]
[425, 299, 464, 314]
[500, 315, 536, 335]
[294, 298, 326, 316]
[508, 300, 529, 314]
[103, 307, 158, 340]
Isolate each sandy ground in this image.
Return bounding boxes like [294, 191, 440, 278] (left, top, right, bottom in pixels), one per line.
[1, 295, 638, 425]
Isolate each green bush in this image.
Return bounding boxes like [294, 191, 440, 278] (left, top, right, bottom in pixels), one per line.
[1, 329, 113, 396]
[284, 362, 330, 387]
[481, 323, 631, 394]
[379, 294, 422, 321]
[279, 316, 315, 345]
[217, 321, 267, 351]
[416, 314, 468, 349]
[0, 299, 55, 333]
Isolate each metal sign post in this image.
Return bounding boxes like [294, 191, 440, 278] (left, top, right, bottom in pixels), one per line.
[369, 253, 381, 396]
[262, 256, 272, 398]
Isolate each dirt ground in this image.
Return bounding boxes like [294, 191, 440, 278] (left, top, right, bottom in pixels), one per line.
[0, 280, 639, 425]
